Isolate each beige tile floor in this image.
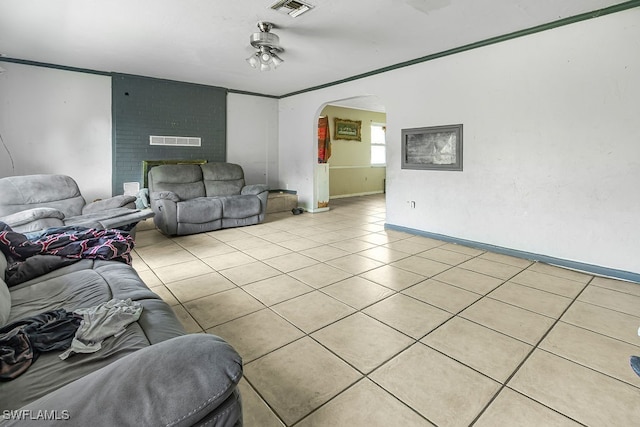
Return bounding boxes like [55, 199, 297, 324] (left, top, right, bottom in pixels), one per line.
[131, 194, 640, 426]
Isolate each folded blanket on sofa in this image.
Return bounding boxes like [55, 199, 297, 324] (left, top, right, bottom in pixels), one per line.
[0, 222, 134, 263]
[0, 222, 135, 286]
[4, 255, 79, 287]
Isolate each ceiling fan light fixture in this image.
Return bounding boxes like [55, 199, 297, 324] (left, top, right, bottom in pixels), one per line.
[246, 53, 259, 68]
[259, 48, 273, 64]
[271, 53, 284, 68]
[247, 22, 284, 72]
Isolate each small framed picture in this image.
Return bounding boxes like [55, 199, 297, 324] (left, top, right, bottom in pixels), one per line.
[333, 118, 362, 141]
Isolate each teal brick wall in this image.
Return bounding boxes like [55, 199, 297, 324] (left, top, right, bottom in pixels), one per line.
[112, 74, 227, 194]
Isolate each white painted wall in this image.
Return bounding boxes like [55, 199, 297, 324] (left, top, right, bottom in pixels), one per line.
[0, 69, 280, 201]
[227, 93, 279, 188]
[0, 62, 112, 202]
[277, 9, 640, 274]
[1, 9, 638, 275]
[277, 98, 319, 208]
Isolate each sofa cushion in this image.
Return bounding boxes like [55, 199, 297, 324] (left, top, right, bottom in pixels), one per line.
[9, 334, 242, 427]
[1, 259, 186, 410]
[0, 175, 86, 218]
[148, 165, 206, 200]
[242, 184, 269, 196]
[82, 195, 137, 214]
[6, 218, 67, 234]
[219, 195, 261, 219]
[202, 163, 245, 196]
[177, 197, 223, 224]
[0, 207, 66, 227]
[64, 207, 153, 231]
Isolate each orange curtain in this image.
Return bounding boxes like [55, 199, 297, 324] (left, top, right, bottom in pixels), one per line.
[317, 116, 331, 163]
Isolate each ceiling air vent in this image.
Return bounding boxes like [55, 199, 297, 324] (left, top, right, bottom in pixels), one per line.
[150, 135, 201, 147]
[270, 0, 314, 18]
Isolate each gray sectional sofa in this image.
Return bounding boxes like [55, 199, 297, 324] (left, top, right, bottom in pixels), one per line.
[0, 244, 243, 426]
[0, 174, 153, 233]
[148, 163, 268, 236]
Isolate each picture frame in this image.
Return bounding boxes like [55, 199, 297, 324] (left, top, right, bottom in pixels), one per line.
[333, 118, 362, 141]
[401, 124, 463, 171]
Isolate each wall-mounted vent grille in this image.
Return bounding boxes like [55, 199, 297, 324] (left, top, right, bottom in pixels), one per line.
[149, 135, 202, 147]
[270, 0, 314, 18]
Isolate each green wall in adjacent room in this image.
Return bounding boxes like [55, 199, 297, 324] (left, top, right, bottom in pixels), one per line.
[320, 105, 387, 197]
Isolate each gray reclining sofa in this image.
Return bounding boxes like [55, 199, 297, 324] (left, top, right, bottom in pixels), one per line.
[148, 163, 268, 236]
[0, 174, 153, 233]
[0, 236, 243, 426]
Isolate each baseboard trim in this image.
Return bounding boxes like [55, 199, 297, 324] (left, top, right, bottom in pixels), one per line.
[308, 207, 330, 213]
[330, 191, 384, 199]
[385, 223, 640, 283]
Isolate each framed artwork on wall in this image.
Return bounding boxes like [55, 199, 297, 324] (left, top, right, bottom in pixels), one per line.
[333, 118, 362, 141]
[401, 124, 463, 171]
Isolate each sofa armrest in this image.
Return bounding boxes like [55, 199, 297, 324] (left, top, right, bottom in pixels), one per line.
[241, 184, 269, 196]
[83, 195, 137, 214]
[151, 191, 181, 203]
[0, 207, 65, 227]
[149, 192, 180, 235]
[9, 334, 243, 427]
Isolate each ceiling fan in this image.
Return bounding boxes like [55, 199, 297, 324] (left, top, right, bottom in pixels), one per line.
[246, 22, 284, 71]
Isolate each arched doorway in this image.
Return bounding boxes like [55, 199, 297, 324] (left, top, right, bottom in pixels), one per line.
[312, 95, 387, 211]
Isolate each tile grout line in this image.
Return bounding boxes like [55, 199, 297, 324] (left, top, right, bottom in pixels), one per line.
[468, 275, 596, 426]
[267, 248, 503, 424]
[136, 195, 634, 425]
[144, 220, 504, 411]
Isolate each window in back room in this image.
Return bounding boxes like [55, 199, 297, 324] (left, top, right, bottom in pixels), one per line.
[371, 122, 386, 166]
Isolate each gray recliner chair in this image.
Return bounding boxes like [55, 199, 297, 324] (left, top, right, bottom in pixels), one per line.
[0, 174, 154, 233]
[148, 162, 269, 236]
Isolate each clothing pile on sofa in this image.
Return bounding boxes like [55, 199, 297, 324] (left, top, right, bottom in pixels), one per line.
[0, 221, 134, 286]
[1, 299, 142, 380]
[0, 222, 141, 380]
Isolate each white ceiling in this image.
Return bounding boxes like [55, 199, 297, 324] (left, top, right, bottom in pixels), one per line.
[0, 0, 629, 97]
